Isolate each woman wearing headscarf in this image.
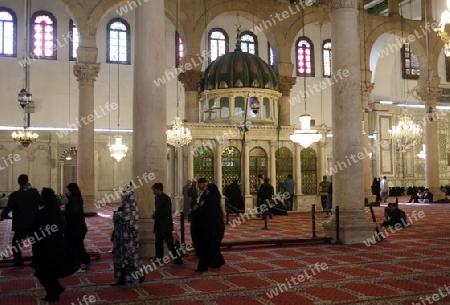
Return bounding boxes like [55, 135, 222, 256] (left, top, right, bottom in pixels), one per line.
[32, 188, 66, 302]
[64, 183, 91, 270]
[111, 184, 143, 285]
[195, 183, 225, 272]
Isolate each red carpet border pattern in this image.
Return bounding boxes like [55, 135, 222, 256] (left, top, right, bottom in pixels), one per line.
[0, 200, 450, 304]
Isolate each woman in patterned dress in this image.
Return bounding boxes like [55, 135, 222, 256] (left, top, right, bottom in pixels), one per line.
[111, 185, 143, 285]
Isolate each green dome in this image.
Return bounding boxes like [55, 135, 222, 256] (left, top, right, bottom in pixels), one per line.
[204, 50, 278, 90]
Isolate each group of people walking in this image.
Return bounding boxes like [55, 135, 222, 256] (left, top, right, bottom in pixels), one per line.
[0, 175, 90, 302]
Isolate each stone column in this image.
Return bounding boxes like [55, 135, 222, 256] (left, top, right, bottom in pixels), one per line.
[215, 140, 223, 191]
[388, 0, 399, 15]
[421, 0, 433, 21]
[323, 0, 375, 244]
[187, 144, 194, 180]
[175, 146, 183, 216]
[293, 143, 302, 211]
[73, 51, 100, 216]
[270, 141, 277, 186]
[417, 77, 442, 200]
[277, 76, 296, 126]
[243, 139, 253, 211]
[179, 71, 203, 123]
[361, 82, 375, 201]
[133, 0, 166, 260]
[50, 143, 58, 191]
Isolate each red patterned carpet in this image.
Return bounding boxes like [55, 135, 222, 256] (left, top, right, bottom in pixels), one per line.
[1, 199, 450, 305]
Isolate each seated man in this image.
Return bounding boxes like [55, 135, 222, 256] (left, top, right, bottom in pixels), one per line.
[418, 188, 433, 203]
[382, 203, 407, 228]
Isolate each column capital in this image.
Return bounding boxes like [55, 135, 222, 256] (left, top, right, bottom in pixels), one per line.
[73, 63, 100, 87]
[360, 82, 374, 95]
[179, 70, 203, 91]
[411, 77, 442, 102]
[331, 0, 359, 10]
[278, 76, 296, 96]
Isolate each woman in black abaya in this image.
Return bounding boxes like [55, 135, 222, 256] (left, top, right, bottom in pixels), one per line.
[195, 183, 225, 272]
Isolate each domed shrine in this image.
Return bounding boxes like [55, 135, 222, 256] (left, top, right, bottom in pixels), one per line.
[200, 31, 282, 125]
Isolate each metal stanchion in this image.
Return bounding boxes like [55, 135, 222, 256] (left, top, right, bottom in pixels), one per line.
[225, 198, 230, 225]
[261, 211, 269, 230]
[335, 206, 341, 244]
[180, 211, 185, 246]
[312, 204, 316, 238]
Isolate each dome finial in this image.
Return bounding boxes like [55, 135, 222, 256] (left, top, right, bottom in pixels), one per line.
[235, 14, 242, 51]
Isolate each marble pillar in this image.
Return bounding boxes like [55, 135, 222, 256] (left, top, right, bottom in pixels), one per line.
[277, 76, 296, 126]
[73, 53, 100, 216]
[243, 140, 253, 211]
[133, 0, 166, 261]
[361, 82, 375, 200]
[179, 70, 203, 123]
[323, 0, 375, 244]
[417, 77, 442, 200]
[270, 141, 277, 186]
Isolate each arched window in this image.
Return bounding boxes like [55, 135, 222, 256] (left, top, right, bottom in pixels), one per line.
[107, 18, 130, 64]
[240, 31, 257, 55]
[296, 36, 314, 77]
[175, 31, 183, 67]
[193, 146, 214, 183]
[31, 11, 57, 59]
[69, 20, 79, 61]
[249, 147, 267, 195]
[401, 42, 419, 79]
[209, 28, 228, 63]
[268, 42, 274, 68]
[322, 39, 331, 77]
[275, 147, 293, 194]
[301, 148, 317, 195]
[0, 7, 17, 57]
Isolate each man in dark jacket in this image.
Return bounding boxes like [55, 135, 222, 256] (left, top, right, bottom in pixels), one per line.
[152, 183, 183, 265]
[0, 174, 40, 267]
[257, 178, 274, 216]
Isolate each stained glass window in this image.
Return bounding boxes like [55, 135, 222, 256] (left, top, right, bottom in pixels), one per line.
[0, 8, 16, 57]
[401, 42, 419, 79]
[209, 28, 228, 63]
[175, 31, 183, 67]
[296, 36, 314, 77]
[301, 148, 317, 195]
[107, 18, 130, 64]
[31, 11, 56, 59]
[69, 20, 79, 61]
[322, 39, 331, 78]
[240, 31, 257, 55]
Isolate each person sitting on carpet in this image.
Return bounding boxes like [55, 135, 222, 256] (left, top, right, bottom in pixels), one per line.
[418, 188, 433, 203]
[382, 203, 407, 228]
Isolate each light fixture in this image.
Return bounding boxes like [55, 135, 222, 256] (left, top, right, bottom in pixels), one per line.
[434, 0, 450, 56]
[109, 64, 128, 161]
[388, 114, 422, 152]
[110, 135, 128, 162]
[290, 114, 322, 148]
[417, 144, 426, 159]
[166, 0, 192, 147]
[12, 0, 38, 147]
[289, 9, 321, 148]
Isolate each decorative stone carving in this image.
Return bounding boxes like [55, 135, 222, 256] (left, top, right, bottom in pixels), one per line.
[331, 0, 358, 9]
[277, 76, 296, 96]
[73, 63, 100, 87]
[178, 70, 203, 91]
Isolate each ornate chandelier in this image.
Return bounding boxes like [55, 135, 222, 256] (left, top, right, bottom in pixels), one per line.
[12, 128, 39, 147]
[290, 114, 322, 148]
[110, 135, 128, 162]
[167, 117, 192, 147]
[389, 114, 422, 151]
[434, 0, 450, 56]
[12, 88, 39, 147]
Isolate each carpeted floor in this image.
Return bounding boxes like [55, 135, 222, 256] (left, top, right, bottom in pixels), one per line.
[1, 198, 450, 305]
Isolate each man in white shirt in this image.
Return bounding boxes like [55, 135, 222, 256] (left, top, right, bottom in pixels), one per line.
[380, 176, 389, 203]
